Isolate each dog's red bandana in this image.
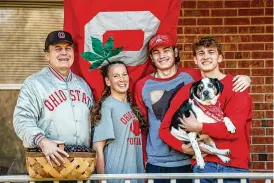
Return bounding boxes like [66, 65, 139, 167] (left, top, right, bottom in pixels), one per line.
[193, 99, 224, 122]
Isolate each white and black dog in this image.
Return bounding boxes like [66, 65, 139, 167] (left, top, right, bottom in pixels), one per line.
[170, 78, 236, 169]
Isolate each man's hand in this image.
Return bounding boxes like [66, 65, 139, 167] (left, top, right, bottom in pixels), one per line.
[39, 138, 69, 166]
[182, 143, 195, 155]
[233, 75, 251, 92]
[178, 112, 203, 133]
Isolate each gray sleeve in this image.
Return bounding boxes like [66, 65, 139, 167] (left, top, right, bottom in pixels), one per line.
[13, 80, 44, 147]
[93, 104, 115, 143]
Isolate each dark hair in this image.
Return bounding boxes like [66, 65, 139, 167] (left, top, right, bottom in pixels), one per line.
[192, 37, 222, 56]
[90, 61, 147, 128]
[173, 46, 180, 63]
[149, 46, 180, 63]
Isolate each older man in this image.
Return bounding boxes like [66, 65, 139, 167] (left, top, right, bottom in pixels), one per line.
[13, 30, 93, 167]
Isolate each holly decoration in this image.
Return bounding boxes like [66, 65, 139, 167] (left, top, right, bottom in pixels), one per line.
[81, 36, 123, 70]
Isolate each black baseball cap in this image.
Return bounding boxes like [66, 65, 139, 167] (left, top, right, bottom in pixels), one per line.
[44, 30, 74, 52]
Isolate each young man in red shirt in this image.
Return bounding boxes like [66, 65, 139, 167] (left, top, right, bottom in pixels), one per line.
[135, 34, 251, 183]
[159, 37, 252, 183]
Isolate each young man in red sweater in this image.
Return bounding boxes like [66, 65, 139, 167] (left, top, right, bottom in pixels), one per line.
[159, 36, 252, 183]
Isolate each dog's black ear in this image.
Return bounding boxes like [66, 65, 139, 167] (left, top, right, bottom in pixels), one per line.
[214, 78, 224, 93]
[190, 81, 199, 99]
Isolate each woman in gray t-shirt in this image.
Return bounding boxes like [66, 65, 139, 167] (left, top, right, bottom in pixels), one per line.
[92, 61, 146, 183]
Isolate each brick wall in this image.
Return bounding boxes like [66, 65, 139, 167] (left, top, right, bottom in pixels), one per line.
[178, 0, 273, 172]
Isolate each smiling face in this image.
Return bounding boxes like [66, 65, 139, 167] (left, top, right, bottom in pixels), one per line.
[150, 46, 178, 71]
[194, 46, 223, 73]
[105, 63, 129, 98]
[45, 42, 74, 76]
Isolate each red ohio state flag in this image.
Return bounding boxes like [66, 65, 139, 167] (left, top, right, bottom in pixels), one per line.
[64, 0, 182, 101]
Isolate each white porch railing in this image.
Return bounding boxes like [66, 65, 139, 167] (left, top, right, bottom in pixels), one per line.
[0, 173, 273, 183]
[0, 84, 22, 90]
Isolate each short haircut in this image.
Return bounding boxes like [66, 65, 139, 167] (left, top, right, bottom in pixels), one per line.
[192, 37, 222, 56]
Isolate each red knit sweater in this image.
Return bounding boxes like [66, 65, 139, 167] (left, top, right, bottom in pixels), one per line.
[159, 74, 252, 169]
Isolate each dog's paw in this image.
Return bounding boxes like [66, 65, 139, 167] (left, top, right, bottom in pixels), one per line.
[227, 124, 236, 133]
[199, 162, 205, 169]
[218, 155, 231, 164]
[222, 149, 230, 155]
[197, 157, 205, 169]
[229, 128, 236, 134]
[223, 157, 231, 163]
[216, 149, 230, 156]
[227, 127, 236, 134]
[224, 117, 236, 134]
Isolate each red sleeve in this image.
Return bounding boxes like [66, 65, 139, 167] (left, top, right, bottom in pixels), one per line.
[202, 90, 252, 140]
[159, 83, 192, 152]
[134, 79, 149, 163]
[134, 79, 148, 121]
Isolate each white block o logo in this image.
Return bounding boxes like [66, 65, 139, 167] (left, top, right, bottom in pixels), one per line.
[84, 11, 160, 66]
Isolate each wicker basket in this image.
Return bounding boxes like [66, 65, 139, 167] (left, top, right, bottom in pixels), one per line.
[26, 150, 96, 179]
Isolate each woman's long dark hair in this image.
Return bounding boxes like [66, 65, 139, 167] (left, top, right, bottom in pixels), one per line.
[90, 61, 147, 128]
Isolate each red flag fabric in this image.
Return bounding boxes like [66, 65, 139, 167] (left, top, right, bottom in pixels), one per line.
[64, 0, 182, 101]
